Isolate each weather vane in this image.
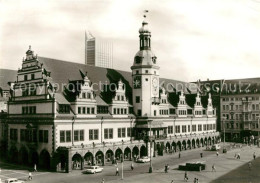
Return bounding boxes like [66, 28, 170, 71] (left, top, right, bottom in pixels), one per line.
[143, 10, 149, 18]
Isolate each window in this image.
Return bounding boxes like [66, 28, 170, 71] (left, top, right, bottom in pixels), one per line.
[104, 128, 113, 139]
[24, 75, 28, 81]
[198, 125, 202, 131]
[22, 106, 36, 114]
[169, 108, 175, 114]
[114, 108, 117, 114]
[175, 125, 180, 133]
[89, 129, 99, 140]
[127, 128, 131, 137]
[91, 108, 95, 114]
[168, 126, 173, 134]
[78, 107, 81, 114]
[137, 110, 142, 116]
[154, 110, 156, 116]
[87, 93, 91, 99]
[203, 124, 207, 131]
[192, 125, 196, 132]
[39, 130, 48, 143]
[136, 70, 139, 74]
[145, 70, 148, 74]
[74, 130, 84, 141]
[31, 73, 35, 80]
[87, 107, 90, 114]
[83, 107, 86, 114]
[118, 128, 126, 138]
[59, 105, 70, 113]
[188, 125, 190, 132]
[121, 96, 124, 101]
[182, 125, 186, 133]
[74, 130, 79, 141]
[10, 129, 17, 141]
[145, 78, 148, 81]
[82, 92, 86, 98]
[124, 108, 127, 114]
[135, 56, 141, 64]
[60, 131, 65, 142]
[66, 131, 71, 142]
[30, 86, 36, 95]
[22, 88, 28, 96]
[136, 96, 140, 103]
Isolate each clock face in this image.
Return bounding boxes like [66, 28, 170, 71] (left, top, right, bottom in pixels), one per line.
[152, 77, 158, 87]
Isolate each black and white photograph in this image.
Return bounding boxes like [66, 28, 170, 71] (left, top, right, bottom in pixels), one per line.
[1, 0, 260, 182]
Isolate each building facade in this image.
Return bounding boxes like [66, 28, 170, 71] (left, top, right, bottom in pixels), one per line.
[85, 32, 113, 69]
[6, 18, 218, 172]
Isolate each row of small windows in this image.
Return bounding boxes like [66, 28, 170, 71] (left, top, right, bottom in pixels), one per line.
[161, 99, 167, 104]
[160, 109, 169, 115]
[59, 104, 70, 114]
[194, 111, 202, 115]
[22, 106, 36, 114]
[135, 70, 157, 75]
[179, 110, 187, 115]
[113, 108, 127, 115]
[81, 92, 92, 99]
[78, 107, 95, 114]
[22, 87, 36, 96]
[223, 113, 260, 120]
[59, 128, 132, 143]
[116, 95, 125, 101]
[222, 104, 259, 111]
[24, 73, 35, 81]
[168, 124, 216, 134]
[10, 129, 48, 143]
[222, 97, 259, 102]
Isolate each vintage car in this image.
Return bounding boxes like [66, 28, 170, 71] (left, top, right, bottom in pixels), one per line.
[84, 166, 103, 174]
[211, 144, 221, 151]
[5, 178, 25, 183]
[136, 156, 151, 163]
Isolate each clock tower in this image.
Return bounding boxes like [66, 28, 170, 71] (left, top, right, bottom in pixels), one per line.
[131, 17, 160, 117]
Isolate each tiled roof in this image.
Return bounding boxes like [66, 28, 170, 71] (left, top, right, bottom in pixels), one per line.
[0, 69, 17, 90]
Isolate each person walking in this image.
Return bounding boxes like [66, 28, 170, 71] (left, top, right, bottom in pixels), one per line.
[253, 152, 256, 160]
[115, 166, 119, 176]
[179, 152, 181, 159]
[216, 151, 219, 156]
[200, 152, 203, 158]
[101, 178, 105, 183]
[237, 153, 240, 159]
[248, 162, 252, 170]
[131, 162, 134, 170]
[212, 164, 216, 172]
[165, 164, 168, 173]
[28, 172, 32, 180]
[34, 164, 37, 172]
[193, 178, 197, 183]
[184, 171, 188, 182]
[171, 180, 174, 183]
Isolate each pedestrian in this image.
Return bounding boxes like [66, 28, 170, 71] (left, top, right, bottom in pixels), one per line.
[237, 153, 240, 159]
[253, 152, 256, 160]
[165, 164, 168, 173]
[101, 178, 105, 183]
[234, 153, 237, 158]
[131, 162, 134, 170]
[28, 172, 32, 180]
[216, 151, 219, 156]
[194, 178, 197, 183]
[248, 162, 252, 170]
[184, 171, 188, 182]
[200, 152, 203, 158]
[212, 164, 216, 172]
[196, 178, 199, 183]
[171, 180, 174, 183]
[179, 152, 181, 159]
[34, 164, 37, 172]
[115, 166, 119, 176]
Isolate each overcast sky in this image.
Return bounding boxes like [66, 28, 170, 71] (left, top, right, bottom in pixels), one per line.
[1, 0, 260, 82]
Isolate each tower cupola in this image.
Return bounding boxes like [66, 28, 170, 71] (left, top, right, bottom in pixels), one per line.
[139, 20, 151, 50]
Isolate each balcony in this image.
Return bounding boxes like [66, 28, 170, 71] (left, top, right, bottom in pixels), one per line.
[152, 97, 160, 105]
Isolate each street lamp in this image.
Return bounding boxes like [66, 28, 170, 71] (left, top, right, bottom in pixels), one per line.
[148, 119, 153, 173]
[101, 117, 104, 143]
[222, 116, 227, 153]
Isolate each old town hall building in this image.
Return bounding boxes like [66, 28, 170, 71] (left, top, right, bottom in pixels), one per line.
[5, 18, 218, 172]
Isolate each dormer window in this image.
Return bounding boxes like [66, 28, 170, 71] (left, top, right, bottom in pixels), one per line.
[121, 96, 124, 101]
[117, 95, 120, 100]
[135, 56, 142, 64]
[87, 93, 91, 99]
[152, 57, 157, 64]
[82, 93, 86, 99]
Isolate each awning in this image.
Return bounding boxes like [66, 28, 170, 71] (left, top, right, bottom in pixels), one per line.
[136, 121, 167, 128]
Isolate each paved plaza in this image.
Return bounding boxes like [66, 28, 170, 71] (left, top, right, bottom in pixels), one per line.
[0, 144, 259, 183]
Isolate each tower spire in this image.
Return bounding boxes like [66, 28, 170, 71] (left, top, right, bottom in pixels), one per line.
[139, 10, 151, 50]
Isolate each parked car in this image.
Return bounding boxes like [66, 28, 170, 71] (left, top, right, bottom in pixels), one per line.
[211, 144, 221, 151]
[84, 166, 103, 174]
[5, 178, 24, 183]
[137, 156, 150, 163]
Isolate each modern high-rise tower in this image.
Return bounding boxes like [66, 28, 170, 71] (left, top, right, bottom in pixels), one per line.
[85, 32, 113, 69]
